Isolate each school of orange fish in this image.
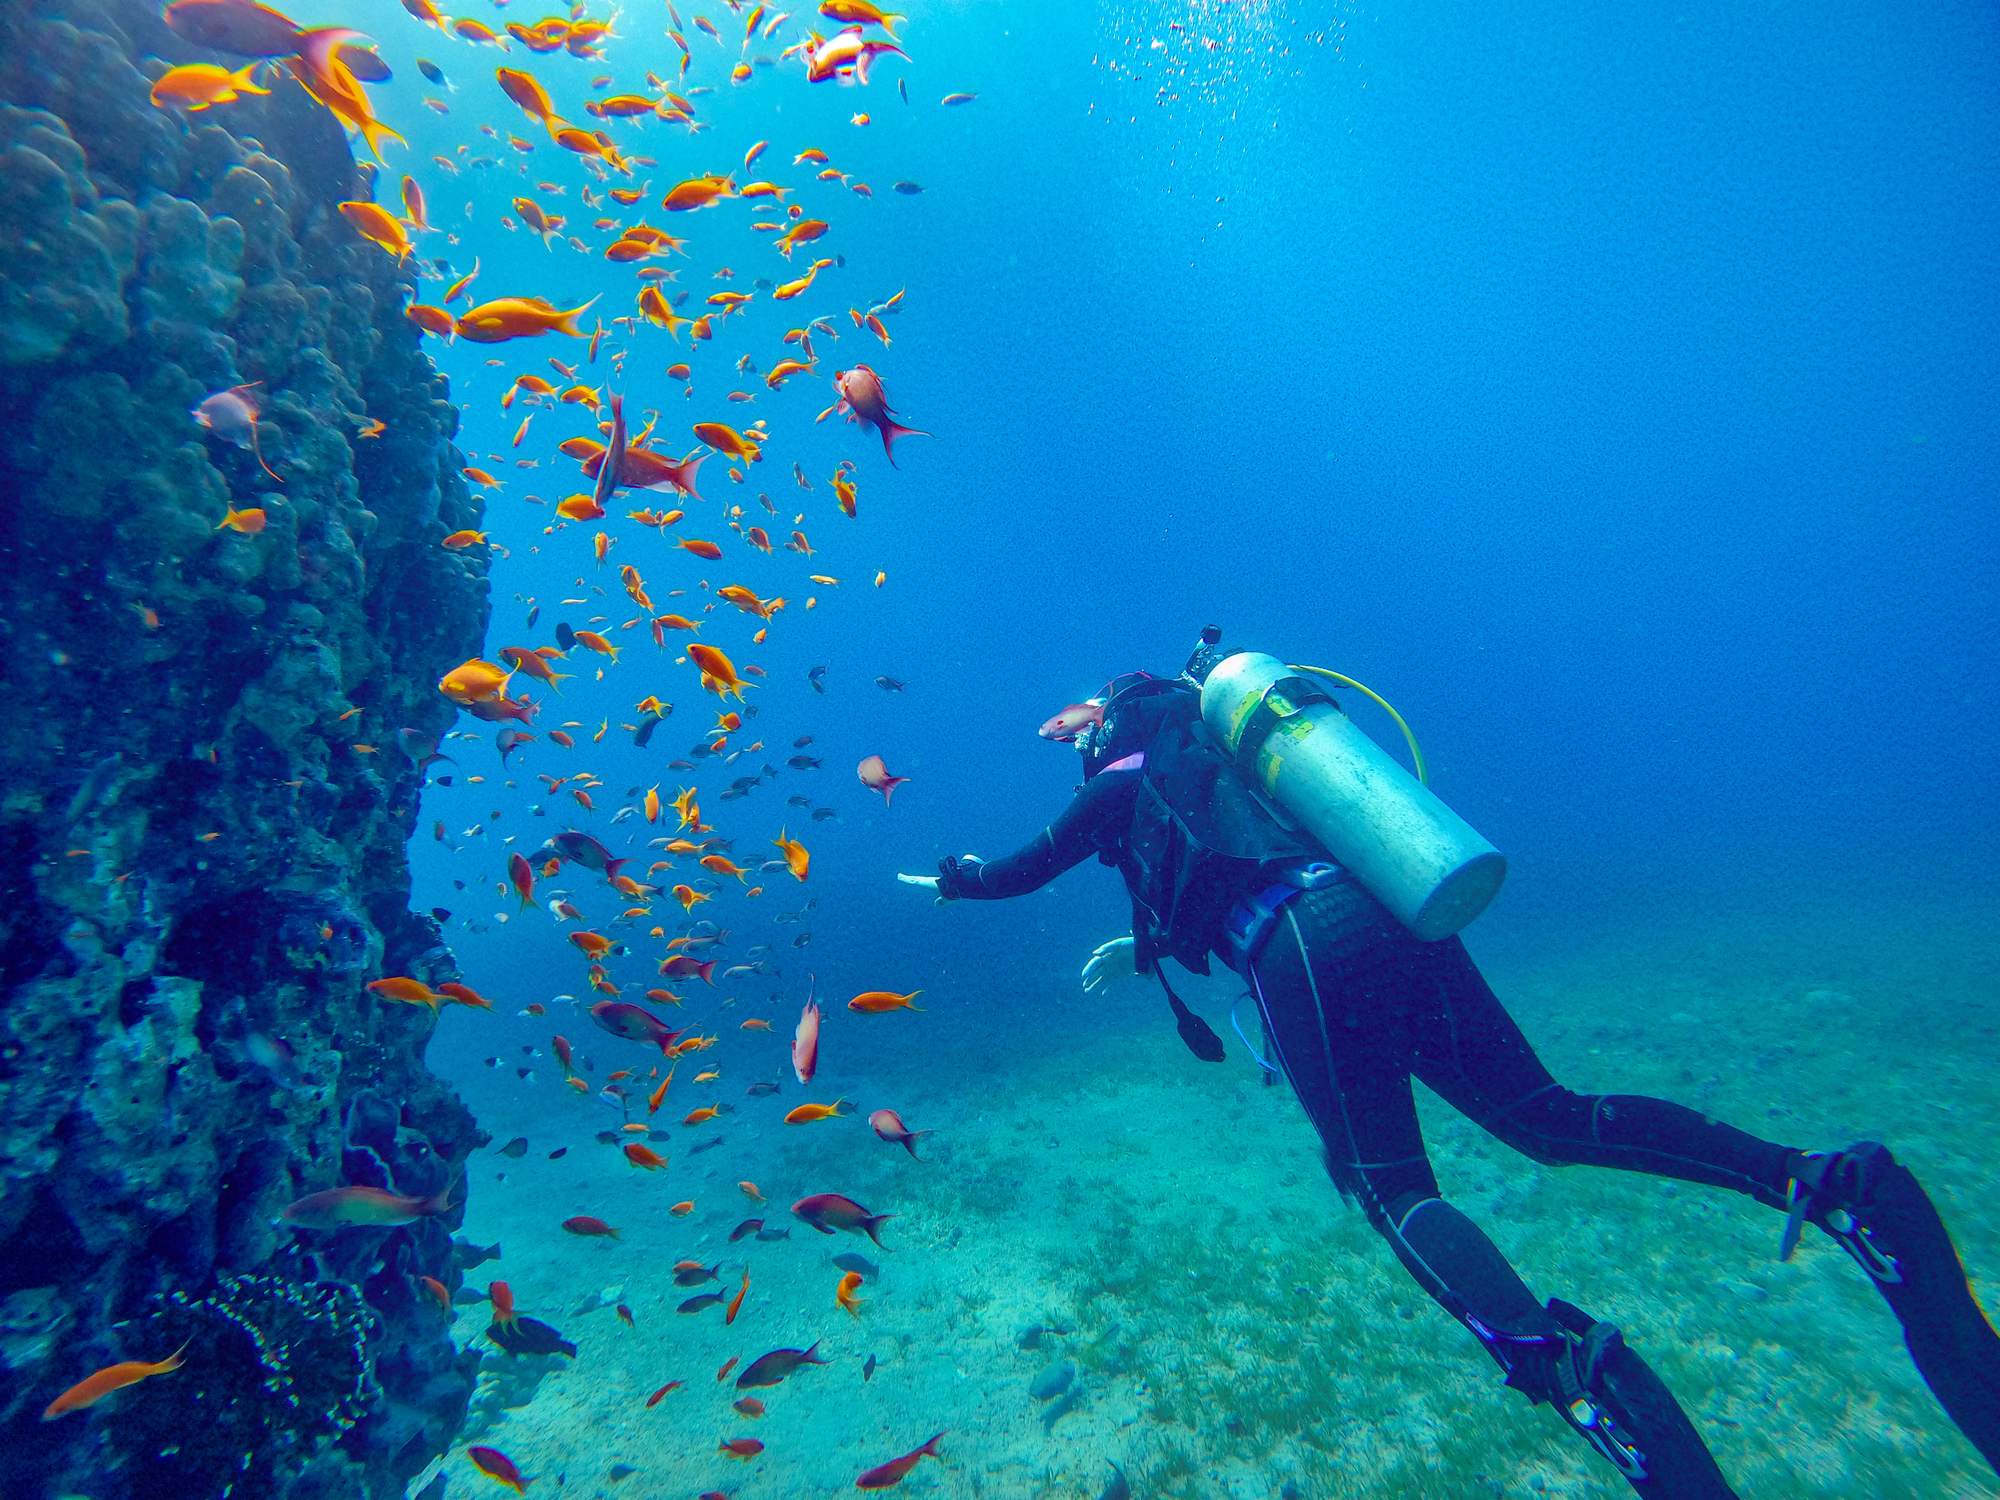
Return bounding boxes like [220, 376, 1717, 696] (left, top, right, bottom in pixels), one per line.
[49, 0, 980, 1490]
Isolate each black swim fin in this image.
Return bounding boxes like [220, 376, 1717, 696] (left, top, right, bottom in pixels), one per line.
[1786, 1142, 2000, 1472]
[1159, 974, 1224, 1062]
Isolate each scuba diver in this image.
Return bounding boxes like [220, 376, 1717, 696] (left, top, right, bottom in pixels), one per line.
[896, 627, 2000, 1498]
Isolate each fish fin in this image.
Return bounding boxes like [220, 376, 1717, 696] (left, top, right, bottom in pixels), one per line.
[879, 418, 930, 467]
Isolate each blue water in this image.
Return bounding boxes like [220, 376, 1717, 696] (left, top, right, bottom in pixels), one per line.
[348, 0, 2000, 1491]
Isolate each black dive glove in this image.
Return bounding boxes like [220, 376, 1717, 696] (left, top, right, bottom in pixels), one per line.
[934, 854, 986, 900]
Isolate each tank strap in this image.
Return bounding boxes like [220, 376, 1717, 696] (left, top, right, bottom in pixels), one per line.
[1220, 861, 1347, 974]
[1225, 674, 1339, 775]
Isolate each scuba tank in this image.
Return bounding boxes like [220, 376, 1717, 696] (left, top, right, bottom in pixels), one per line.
[1197, 644, 1506, 942]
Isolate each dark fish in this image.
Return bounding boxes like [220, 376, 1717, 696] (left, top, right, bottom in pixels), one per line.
[807, 665, 827, 693]
[515, 1066, 532, 1078]
[793, 736, 813, 747]
[526, 604, 539, 628]
[690, 1134, 728, 1154]
[452, 1238, 504, 1269]
[417, 57, 448, 86]
[434, 776, 452, 786]
[497, 1137, 529, 1159]
[786, 756, 821, 769]
[596, 1131, 620, 1146]
[674, 1262, 722, 1287]
[668, 759, 696, 770]
[863, 1352, 876, 1381]
[672, 290, 690, 307]
[555, 621, 577, 651]
[1030, 1359, 1076, 1400]
[634, 712, 664, 748]
[1099, 1460, 1131, 1500]
[729, 1218, 764, 1242]
[338, 44, 390, 81]
[897, 75, 907, 103]
[811, 807, 839, 822]
[690, 741, 717, 759]
[792, 932, 812, 948]
[548, 1147, 568, 1159]
[678, 1292, 727, 1313]
[745, 1081, 781, 1097]
[735, 1341, 828, 1389]
[753, 277, 773, 290]
[488, 1316, 577, 1358]
[608, 1465, 638, 1483]
[787, 795, 812, 807]
[431, 906, 452, 923]
[755, 1226, 791, 1241]
[831, 1252, 879, 1282]
[485, 1056, 500, 1067]
[875, 677, 906, 691]
[892, 181, 923, 195]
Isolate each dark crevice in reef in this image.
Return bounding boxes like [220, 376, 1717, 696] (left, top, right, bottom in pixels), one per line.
[0, 1, 493, 1494]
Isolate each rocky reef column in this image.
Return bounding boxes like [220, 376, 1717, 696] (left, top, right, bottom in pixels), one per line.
[0, 3, 492, 1495]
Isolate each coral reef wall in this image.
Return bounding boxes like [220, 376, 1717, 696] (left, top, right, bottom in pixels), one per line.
[0, 2, 491, 1494]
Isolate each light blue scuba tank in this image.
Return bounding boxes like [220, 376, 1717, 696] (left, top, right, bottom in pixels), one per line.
[1199, 651, 1507, 941]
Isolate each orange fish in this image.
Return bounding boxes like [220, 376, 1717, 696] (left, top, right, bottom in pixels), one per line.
[647, 1381, 682, 1405]
[41, 1343, 189, 1420]
[739, 1017, 772, 1031]
[671, 1200, 696, 1216]
[720, 1438, 764, 1459]
[573, 629, 620, 661]
[725, 1267, 748, 1325]
[662, 174, 737, 211]
[440, 529, 487, 549]
[421, 1275, 451, 1313]
[217, 505, 267, 533]
[848, 989, 922, 1013]
[456, 295, 600, 343]
[367, 976, 441, 1008]
[717, 1356, 740, 1382]
[625, 1142, 669, 1169]
[836, 1270, 865, 1317]
[740, 1180, 766, 1201]
[733, 1395, 765, 1417]
[436, 981, 493, 1010]
[677, 538, 724, 561]
[771, 827, 809, 881]
[686, 644, 749, 702]
[490, 1279, 520, 1327]
[684, 1106, 719, 1125]
[149, 59, 271, 111]
[339, 200, 415, 261]
[783, 1098, 848, 1125]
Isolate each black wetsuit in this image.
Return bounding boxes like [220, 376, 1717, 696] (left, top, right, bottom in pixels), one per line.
[942, 765, 1794, 1344]
[938, 702, 2000, 1495]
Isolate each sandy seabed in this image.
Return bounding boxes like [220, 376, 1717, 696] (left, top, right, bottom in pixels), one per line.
[414, 889, 2000, 1500]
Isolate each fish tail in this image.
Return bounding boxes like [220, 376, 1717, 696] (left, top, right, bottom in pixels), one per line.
[555, 295, 603, 336]
[157, 1338, 192, 1373]
[879, 418, 930, 467]
[901, 1131, 932, 1160]
[357, 113, 408, 165]
[861, 1212, 896, 1247]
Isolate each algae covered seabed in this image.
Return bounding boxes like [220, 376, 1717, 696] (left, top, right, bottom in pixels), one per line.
[417, 884, 2000, 1499]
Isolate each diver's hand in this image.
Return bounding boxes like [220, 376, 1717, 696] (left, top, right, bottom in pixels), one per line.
[1081, 936, 1137, 994]
[897, 863, 964, 908]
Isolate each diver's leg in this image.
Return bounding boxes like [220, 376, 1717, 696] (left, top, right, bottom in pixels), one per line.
[1410, 935, 2000, 1474]
[1249, 890, 1739, 1497]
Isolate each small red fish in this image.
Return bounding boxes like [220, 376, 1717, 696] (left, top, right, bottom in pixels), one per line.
[562, 1215, 620, 1238]
[792, 998, 819, 1084]
[869, 1108, 933, 1160]
[468, 1446, 531, 1493]
[646, 1380, 683, 1406]
[716, 1355, 740, 1382]
[1038, 701, 1105, 742]
[856, 1432, 945, 1490]
[791, 1192, 894, 1246]
[833, 364, 929, 466]
[856, 754, 910, 806]
[41, 1342, 189, 1420]
[720, 1438, 764, 1459]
